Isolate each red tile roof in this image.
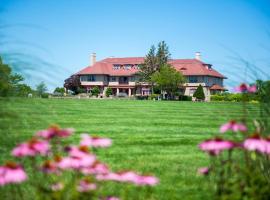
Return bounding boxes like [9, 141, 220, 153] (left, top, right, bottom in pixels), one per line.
[77, 57, 226, 78]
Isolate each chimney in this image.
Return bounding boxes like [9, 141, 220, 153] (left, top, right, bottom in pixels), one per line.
[195, 52, 201, 61]
[91, 53, 96, 66]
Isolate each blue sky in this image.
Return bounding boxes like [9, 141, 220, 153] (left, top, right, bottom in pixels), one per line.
[1, 0, 270, 91]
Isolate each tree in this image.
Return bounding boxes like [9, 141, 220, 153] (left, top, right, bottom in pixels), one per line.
[91, 86, 100, 97]
[193, 84, 205, 100]
[54, 87, 65, 95]
[138, 45, 158, 82]
[156, 41, 171, 68]
[0, 56, 32, 97]
[0, 57, 12, 96]
[105, 87, 113, 97]
[64, 75, 81, 94]
[14, 84, 32, 97]
[139, 41, 171, 94]
[151, 64, 185, 99]
[36, 82, 47, 97]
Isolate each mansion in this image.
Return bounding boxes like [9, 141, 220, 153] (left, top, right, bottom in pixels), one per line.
[65, 52, 226, 101]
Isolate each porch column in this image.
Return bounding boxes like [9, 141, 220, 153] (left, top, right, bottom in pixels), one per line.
[116, 88, 119, 96]
[128, 88, 131, 96]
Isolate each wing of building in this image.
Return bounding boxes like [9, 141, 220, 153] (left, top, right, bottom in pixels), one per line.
[65, 52, 227, 101]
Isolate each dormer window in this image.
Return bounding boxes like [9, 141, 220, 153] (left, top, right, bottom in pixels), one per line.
[134, 64, 140, 69]
[113, 64, 121, 70]
[180, 67, 187, 70]
[124, 64, 132, 70]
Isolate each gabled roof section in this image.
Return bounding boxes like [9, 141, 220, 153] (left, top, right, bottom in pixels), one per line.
[169, 59, 226, 78]
[77, 57, 226, 78]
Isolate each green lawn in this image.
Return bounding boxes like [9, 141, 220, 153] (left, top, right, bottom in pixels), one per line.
[0, 98, 260, 200]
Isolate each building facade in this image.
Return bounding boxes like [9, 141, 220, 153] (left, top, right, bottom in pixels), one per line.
[67, 52, 226, 101]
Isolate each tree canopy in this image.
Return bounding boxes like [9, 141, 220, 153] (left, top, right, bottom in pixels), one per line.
[151, 64, 185, 99]
[139, 41, 171, 82]
[0, 56, 32, 97]
[36, 81, 47, 96]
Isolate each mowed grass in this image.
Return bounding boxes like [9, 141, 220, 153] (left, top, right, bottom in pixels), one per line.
[0, 98, 260, 200]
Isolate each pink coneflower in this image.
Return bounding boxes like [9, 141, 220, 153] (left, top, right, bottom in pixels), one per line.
[96, 171, 159, 186]
[36, 125, 74, 140]
[0, 162, 27, 186]
[199, 138, 235, 155]
[58, 146, 96, 170]
[76, 179, 96, 192]
[80, 134, 112, 148]
[243, 134, 270, 154]
[81, 162, 109, 175]
[41, 160, 59, 174]
[106, 197, 120, 200]
[220, 120, 247, 133]
[96, 172, 122, 182]
[12, 138, 50, 157]
[197, 167, 209, 175]
[234, 83, 257, 93]
[135, 175, 159, 186]
[51, 182, 64, 191]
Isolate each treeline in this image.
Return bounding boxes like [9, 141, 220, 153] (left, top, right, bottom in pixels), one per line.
[0, 56, 65, 98]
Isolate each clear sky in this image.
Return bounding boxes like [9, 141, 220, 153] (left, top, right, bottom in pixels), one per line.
[0, 0, 270, 91]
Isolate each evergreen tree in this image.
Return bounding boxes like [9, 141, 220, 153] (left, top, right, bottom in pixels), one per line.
[193, 84, 205, 100]
[138, 45, 157, 82]
[139, 41, 171, 94]
[156, 41, 171, 69]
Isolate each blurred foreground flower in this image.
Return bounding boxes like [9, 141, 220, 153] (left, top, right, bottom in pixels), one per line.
[197, 167, 209, 175]
[0, 126, 158, 199]
[12, 138, 50, 157]
[199, 138, 235, 155]
[234, 83, 257, 93]
[0, 162, 27, 185]
[80, 134, 112, 148]
[220, 120, 247, 133]
[243, 134, 270, 154]
[198, 83, 270, 199]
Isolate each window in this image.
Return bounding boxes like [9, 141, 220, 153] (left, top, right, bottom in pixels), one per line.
[80, 75, 95, 82]
[110, 76, 116, 81]
[189, 76, 198, 83]
[130, 76, 135, 81]
[124, 65, 132, 70]
[134, 64, 140, 69]
[204, 76, 209, 84]
[113, 65, 121, 70]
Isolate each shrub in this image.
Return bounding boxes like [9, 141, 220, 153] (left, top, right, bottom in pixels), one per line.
[91, 86, 100, 97]
[136, 96, 148, 100]
[41, 93, 49, 98]
[105, 87, 113, 97]
[149, 94, 159, 100]
[179, 95, 192, 101]
[193, 85, 205, 100]
[210, 94, 225, 101]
